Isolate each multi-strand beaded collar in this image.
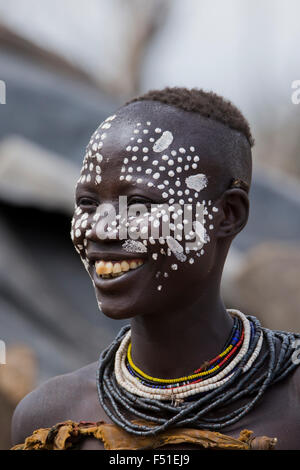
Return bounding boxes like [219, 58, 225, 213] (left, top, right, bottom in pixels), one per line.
[97, 309, 300, 436]
[126, 316, 243, 392]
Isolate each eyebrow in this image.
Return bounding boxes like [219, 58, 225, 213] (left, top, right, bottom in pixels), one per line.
[75, 183, 100, 196]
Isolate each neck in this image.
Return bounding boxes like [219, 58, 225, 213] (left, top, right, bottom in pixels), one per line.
[130, 283, 233, 380]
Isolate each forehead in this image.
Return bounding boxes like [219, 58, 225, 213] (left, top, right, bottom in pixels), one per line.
[81, 101, 229, 196]
[88, 101, 223, 155]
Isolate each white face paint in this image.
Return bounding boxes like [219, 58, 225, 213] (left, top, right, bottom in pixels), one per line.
[72, 114, 217, 297]
[153, 131, 174, 153]
[166, 236, 187, 262]
[122, 239, 147, 253]
[185, 174, 208, 192]
[116, 118, 217, 289]
[193, 220, 208, 245]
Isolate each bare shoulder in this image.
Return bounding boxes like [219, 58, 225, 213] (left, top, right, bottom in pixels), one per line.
[11, 361, 99, 447]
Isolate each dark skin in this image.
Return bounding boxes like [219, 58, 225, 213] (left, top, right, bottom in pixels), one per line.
[11, 102, 300, 450]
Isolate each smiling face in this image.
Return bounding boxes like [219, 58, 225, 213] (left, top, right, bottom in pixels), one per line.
[71, 101, 234, 319]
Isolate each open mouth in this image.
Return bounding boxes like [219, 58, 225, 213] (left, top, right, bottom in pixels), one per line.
[95, 258, 145, 279]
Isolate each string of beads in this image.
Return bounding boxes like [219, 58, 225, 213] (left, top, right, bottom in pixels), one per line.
[97, 309, 300, 436]
[126, 316, 243, 388]
[115, 311, 261, 400]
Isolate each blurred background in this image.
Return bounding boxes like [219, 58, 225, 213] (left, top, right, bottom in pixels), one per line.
[0, 0, 300, 449]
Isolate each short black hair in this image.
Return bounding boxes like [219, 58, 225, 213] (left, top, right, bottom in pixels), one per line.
[127, 87, 254, 148]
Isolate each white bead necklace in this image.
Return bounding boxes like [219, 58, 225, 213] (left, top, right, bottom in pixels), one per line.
[114, 310, 263, 401]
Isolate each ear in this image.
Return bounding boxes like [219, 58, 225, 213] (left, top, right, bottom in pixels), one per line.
[216, 188, 249, 238]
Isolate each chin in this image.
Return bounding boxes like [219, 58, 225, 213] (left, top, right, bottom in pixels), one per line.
[95, 293, 139, 320]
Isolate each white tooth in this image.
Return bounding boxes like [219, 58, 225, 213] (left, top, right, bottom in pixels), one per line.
[103, 262, 113, 274]
[96, 259, 144, 275]
[129, 261, 137, 269]
[113, 263, 121, 274]
[120, 261, 130, 272]
[95, 261, 105, 275]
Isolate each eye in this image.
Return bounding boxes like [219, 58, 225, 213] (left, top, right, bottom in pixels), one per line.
[77, 197, 98, 209]
[128, 196, 152, 206]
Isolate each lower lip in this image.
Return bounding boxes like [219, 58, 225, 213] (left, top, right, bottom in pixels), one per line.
[92, 262, 147, 290]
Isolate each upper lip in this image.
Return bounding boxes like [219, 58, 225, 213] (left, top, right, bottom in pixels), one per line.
[86, 251, 148, 263]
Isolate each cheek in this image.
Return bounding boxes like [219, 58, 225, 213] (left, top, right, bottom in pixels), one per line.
[147, 203, 218, 292]
[161, 253, 214, 303]
[70, 209, 91, 257]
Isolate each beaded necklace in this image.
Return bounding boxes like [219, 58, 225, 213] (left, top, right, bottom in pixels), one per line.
[126, 316, 242, 386]
[125, 317, 244, 389]
[114, 310, 257, 400]
[97, 310, 300, 436]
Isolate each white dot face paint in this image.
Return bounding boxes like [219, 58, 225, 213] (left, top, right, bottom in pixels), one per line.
[74, 112, 216, 297]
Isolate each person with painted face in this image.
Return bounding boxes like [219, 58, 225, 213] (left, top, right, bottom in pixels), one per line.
[11, 88, 300, 450]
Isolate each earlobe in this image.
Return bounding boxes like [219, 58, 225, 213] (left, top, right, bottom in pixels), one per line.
[216, 189, 249, 238]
